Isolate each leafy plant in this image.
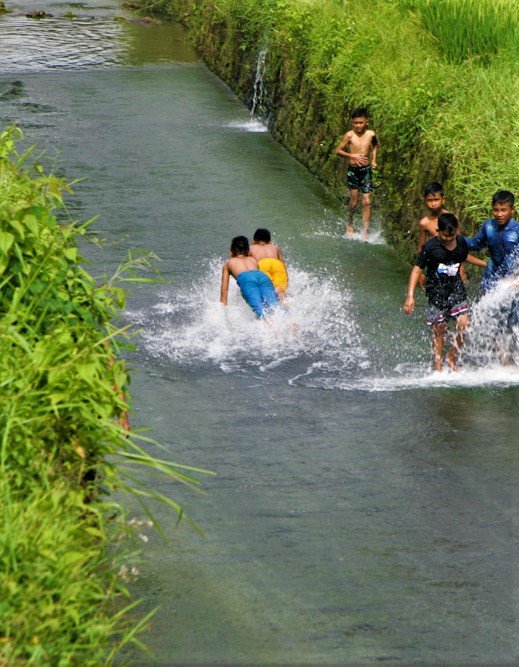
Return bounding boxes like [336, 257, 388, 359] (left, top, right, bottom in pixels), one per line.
[0, 126, 211, 662]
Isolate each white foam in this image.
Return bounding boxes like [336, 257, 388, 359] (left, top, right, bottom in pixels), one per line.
[128, 260, 370, 374]
[341, 229, 386, 245]
[288, 275, 519, 392]
[128, 263, 518, 391]
[463, 275, 518, 368]
[226, 120, 268, 133]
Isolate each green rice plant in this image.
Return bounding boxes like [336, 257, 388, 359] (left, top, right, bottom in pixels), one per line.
[409, 0, 519, 64]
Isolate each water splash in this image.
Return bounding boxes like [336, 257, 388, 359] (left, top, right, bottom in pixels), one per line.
[328, 274, 519, 391]
[128, 261, 518, 390]
[341, 229, 386, 246]
[226, 119, 268, 133]
[464, 274, 518, 368]
[128, 260, 370, 376]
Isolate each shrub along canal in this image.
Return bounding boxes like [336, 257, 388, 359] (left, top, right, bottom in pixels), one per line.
[1, 0, 517, 663]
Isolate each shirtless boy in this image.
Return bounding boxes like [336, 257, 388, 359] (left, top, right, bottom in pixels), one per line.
[249, 228, 288, 301]
[417, 182, 486, 285]
[404, 213, 470, 372]
[417, 182, 449, 252]
[220, 236, 279, 319]
[336, 107, 379, 238]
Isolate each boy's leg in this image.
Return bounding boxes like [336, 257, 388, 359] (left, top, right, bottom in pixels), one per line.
[361, 192, 372, 238]
[238, 274, 264, 318]
[257, 272, 279, 314]
[347, 188, 358, 235]
[447, 313, 469, 371]
[431, 321, 447, 371]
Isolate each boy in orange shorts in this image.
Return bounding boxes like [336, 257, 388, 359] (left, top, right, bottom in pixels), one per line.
[249, 228, 288, 302]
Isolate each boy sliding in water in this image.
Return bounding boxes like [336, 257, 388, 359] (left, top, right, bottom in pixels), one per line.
[220, 236, 280, 319]
[336, 107, 379, 238]
[249, 228, 288, 303]
[404, 213, 470, 372]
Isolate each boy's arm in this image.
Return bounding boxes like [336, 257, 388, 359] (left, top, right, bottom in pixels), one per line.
[335, 132, 351, 157]
[276, 244, 286, 265]
[371, 133, 379, 170]
[417, 225, 426, 253]
[403, 266, 422, 314]
[416, 224, 428, 289]
[465, 224, 487, 252]
[466, 253, 487, 268]
[220, 263, 230, 305]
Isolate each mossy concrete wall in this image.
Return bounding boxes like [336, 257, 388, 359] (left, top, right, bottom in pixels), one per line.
[144, 0, 519, 264]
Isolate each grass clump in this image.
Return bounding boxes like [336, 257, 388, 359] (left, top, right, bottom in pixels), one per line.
[0, 126, 209, 663]
[406, 0, 519, 65]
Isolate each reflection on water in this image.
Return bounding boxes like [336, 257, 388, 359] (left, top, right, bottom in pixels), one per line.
[122, 21, 199, 65]
[0, 0, 197, 73]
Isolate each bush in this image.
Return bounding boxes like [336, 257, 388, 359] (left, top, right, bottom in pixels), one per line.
[0, 127, 208, 662]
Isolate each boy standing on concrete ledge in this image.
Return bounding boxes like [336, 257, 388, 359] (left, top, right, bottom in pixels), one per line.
[404, 213, 470, 372]
[336, 107, 379, 238]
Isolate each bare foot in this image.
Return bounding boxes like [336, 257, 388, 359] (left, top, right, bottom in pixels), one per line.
[346, 225, 355, 237]
[434, 359, 443, 372]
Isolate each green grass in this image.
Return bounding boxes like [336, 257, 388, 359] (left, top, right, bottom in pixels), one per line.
[406, 0, 519, 65]
[0, 126, 211, 663]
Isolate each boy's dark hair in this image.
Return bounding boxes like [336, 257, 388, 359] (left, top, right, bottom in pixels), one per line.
[424, 182, 444, 197]
[492, 190, 515, 207]
[230, 236, 250, 256]
[351, 107, 368, 119]
[253, 228, 271, 243]
[438, 212, 458, 235]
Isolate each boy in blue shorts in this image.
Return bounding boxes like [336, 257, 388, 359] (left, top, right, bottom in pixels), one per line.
[404, 213, 469, 372]
[220, 236, 279, 319]
[336, 107, 379, 238]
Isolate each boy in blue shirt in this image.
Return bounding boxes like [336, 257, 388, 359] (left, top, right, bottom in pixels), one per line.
[465, 190, 519, 292]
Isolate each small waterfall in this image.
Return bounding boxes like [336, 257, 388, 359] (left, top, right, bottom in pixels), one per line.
[251, 48, 268, 118]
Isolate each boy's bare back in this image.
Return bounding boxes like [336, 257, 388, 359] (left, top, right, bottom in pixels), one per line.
[225, 255, 258, 279]
[249, 241, 282, 262]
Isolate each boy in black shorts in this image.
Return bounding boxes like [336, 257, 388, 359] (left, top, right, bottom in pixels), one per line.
[403, 213, 469, 371]
[336, 107, 379, 238]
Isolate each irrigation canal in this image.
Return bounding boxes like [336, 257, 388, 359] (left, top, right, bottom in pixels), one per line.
[0, 1, 517, 663]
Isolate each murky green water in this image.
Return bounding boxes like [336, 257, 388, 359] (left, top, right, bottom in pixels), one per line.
[1, 1, 517, 663]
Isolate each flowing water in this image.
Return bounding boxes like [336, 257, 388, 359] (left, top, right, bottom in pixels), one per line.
[1, 1, 517, 663]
